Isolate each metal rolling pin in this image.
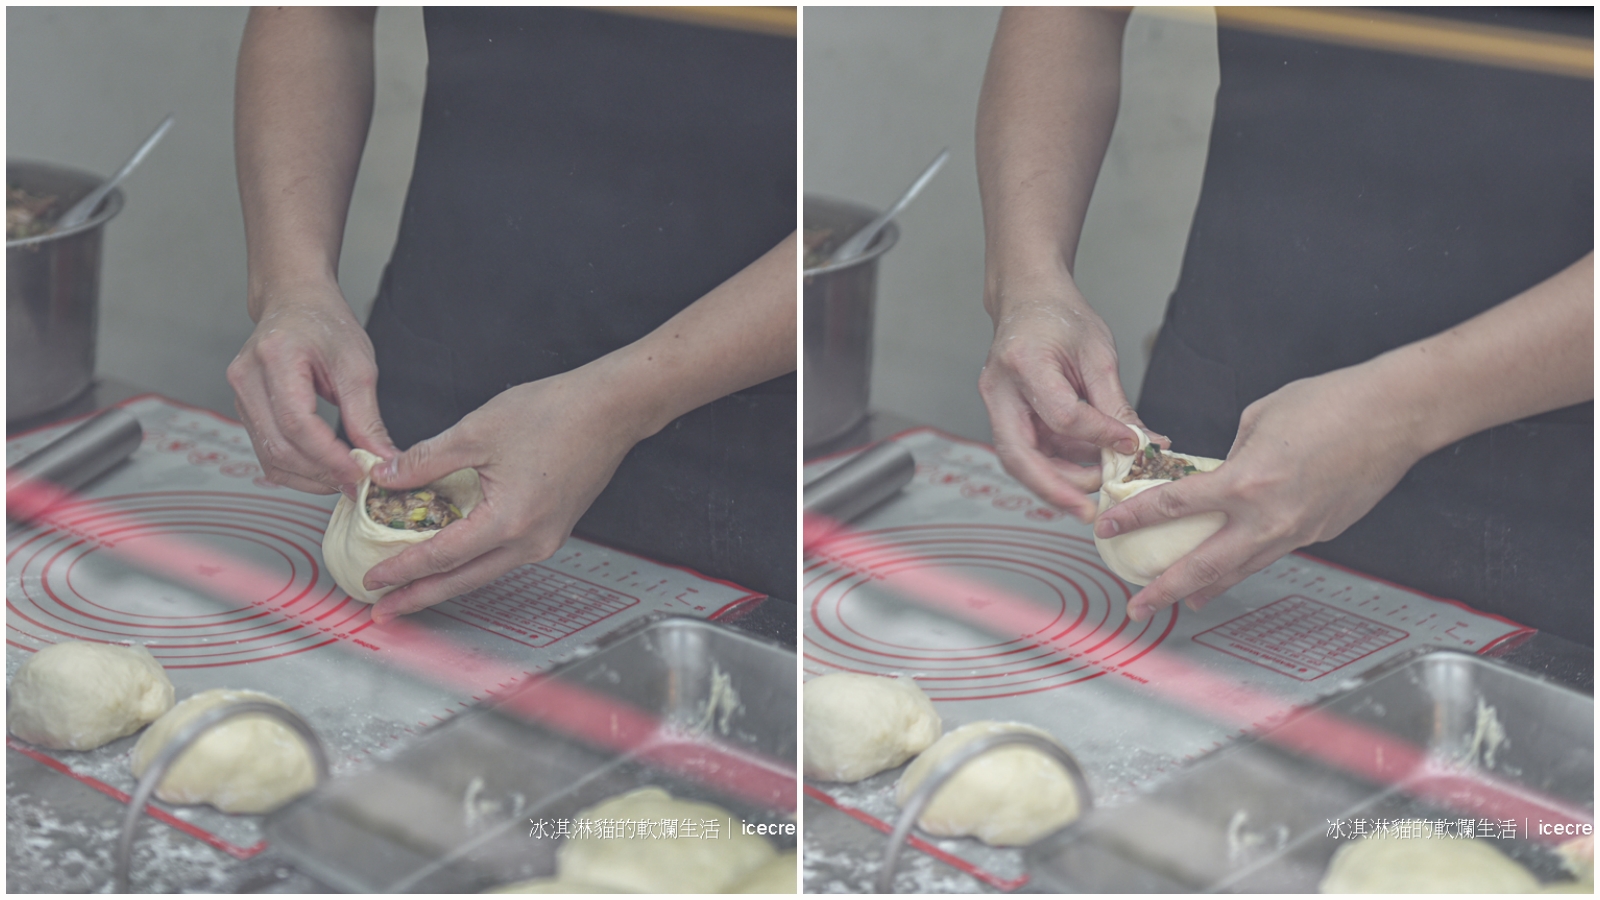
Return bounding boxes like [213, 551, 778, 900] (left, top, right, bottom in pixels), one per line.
[802, 440, 915, 549]
[6, 407, 143, 521]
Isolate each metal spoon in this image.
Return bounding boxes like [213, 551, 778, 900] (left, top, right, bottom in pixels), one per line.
[826, 146, 949, 266]
[52, 113, 174, 232]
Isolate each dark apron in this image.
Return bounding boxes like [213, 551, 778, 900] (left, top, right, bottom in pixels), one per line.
[363, 7, 796, 601]
[1138, 8, 1592, 644]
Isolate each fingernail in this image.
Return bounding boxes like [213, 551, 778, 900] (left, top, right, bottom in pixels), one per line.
[339, 483, 358, 500]
[1096, 518, 1120, 538]
[1185, 597, 1208, 613]
[374, 461, 395, 480]
[364, 579, 387, 592]
[1127, 604, 1147, 623]
[1117, 438, 1138, 454]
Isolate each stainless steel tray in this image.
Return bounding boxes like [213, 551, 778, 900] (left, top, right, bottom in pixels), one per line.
[265, 616, 797, 892]
[1026, 649, 1593, 892]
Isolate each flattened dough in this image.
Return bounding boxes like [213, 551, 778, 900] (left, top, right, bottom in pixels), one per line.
[130, 688, 315, 814]
[894, 720, 1081, 846]
[731, 849, 797, 893]
[1319, 826, 1541, 893]
[1095, 425, 1224, 585]
[7, 641, 174, 750]
[804, 673, 941, 782]
[322, 448, 482, 603]
[558, 787, 776, 892]
[484, 880, 614, 893]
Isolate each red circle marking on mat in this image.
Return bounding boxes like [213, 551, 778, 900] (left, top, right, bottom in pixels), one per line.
[805, 522, 1172, 701]
[7, 491, 364, 667]
[834, 560, 1068, 655]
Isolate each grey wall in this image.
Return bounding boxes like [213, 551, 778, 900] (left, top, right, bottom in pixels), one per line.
[804, 7, 1219, 441]
[7, 6, 427, 419]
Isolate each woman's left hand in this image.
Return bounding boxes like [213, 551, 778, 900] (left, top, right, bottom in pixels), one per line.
[360, 369, 645, 623]
[1098, 252, 1593, 622]
[1094, 365, 1429, 621]
[357, 233, 797, 623]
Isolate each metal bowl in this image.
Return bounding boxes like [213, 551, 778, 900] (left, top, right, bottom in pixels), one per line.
[803, 194, 899, 448]
[7, 159, 124, 421]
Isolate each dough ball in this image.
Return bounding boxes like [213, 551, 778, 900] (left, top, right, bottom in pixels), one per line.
[1094, 425, 1225, 586]
[483, 880, 614, 893]
[894, 720, 1081, 847]
[1319, 825, 1540, 892]
[7, 641, 174, 750]
[804, 672, 941, 782]
[322, 448, 482, 603]
[130, 688, 316, 814]
[557, 787, 775, 892]
[731, 849, 797, 893]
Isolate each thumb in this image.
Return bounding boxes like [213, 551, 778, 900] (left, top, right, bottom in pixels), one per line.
[371, 427, 479, 490]
[1096, 466, 1221, 539]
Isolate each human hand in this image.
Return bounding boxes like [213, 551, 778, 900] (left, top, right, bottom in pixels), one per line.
[226, 284, 396, 496]
[979, 281, 1161, 521]
[360, 370, 643, 623]
[1094, 366, 1427, 621]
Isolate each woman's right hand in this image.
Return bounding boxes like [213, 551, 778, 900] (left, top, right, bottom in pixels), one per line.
[226, 281, 397, 496]
[978, 278, 1157, 521]
[232, 7, 386, 495]
[976, 7, 1141, 520]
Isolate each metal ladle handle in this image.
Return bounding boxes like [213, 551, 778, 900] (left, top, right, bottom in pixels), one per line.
[826, 147, 949, 266]
[874, 732, 1094, 894]
[55, 113, 175, 232]
[113, 701, 330, 893]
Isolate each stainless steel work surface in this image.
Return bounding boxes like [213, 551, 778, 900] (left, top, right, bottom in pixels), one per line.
[1027, 650, 1593, 892]
[6, 395, 772, 892]
[801, 429, 1552, 892]
[266, 616, 798, 892]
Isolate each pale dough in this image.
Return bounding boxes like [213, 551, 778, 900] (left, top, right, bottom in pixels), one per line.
[488, 836, 793, 894]
[804, 672, 941, 782]
[894, 720, 1081, 847]
[1095, 425, 1225, 585]
[487, 852, 796, 895]
[6, 641, 174, 751]
[731, 848, 797, 892]
[130, 688, 316, 814]
[322, 448, 482, 603]
[557, 787, 776, 893]
[484, 880, 614, 893]
[1318, 826, 1541, 893]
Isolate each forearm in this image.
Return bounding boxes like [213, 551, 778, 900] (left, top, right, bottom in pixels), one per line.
[1353, 253, 1594, 459]
[977, 6, 1129, 320]
[586, 232, 798, 442]
[236, 6, 376, 319]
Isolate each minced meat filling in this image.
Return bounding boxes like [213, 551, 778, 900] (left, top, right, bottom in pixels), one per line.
[1124, 443, 1198, 483]
[365, 486, 462, 531]
[7, 186, 59, 240]
[803, 227, 833, 269]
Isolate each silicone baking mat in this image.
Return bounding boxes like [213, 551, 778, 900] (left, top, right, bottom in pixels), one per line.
[802, 428, 1531, 890]
[7, 395, 760, 857]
